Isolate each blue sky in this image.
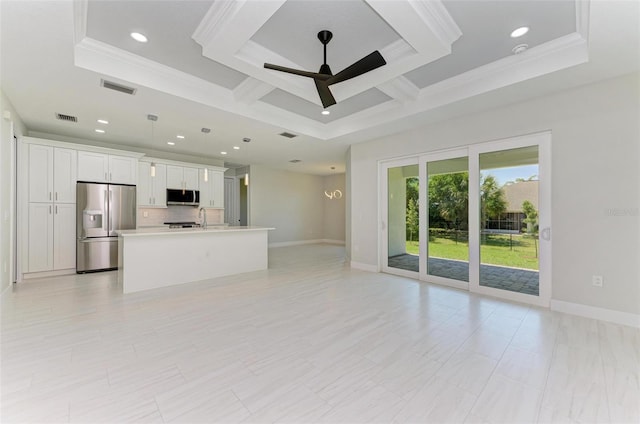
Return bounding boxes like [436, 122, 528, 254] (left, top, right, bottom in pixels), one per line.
[483, 164, 539, 186]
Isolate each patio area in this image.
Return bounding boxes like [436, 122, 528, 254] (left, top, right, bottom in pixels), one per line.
[387, 254, 539, 296]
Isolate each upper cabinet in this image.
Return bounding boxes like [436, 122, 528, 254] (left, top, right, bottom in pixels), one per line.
[28, 144, 77, 203]
[166, 165, 199, 190]
[77, 151, 137, 185]
[199, 168, 224, 208]
[138, 162, 167, 207]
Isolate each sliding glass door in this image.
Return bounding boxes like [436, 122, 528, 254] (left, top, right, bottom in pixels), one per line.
[424, 151, 470, 289]
[382, 159, 419, 276]
[469, 133, 551, 305]
[381, 132, 551, 306]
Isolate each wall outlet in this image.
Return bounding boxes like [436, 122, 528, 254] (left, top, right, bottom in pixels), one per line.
[143, 211, 148, 218]
[592, 275, 604, 287]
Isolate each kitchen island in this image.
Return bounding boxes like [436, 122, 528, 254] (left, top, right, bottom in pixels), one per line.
[117, 226, 274, 293]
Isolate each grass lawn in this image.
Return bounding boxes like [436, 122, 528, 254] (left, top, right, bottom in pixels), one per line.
[406, 233, 539, 270]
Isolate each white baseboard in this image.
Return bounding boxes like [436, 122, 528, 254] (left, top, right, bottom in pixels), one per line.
[269, 239, 323, 248]
[350, 261, 378, 273]
[320, 239, 345, 245]
[269, 239, 346, 248]
[550, 299, 640, 329]
[22, 268, 76, 280]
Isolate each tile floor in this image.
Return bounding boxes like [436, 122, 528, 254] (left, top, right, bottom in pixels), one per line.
[1, 244, 638, 423]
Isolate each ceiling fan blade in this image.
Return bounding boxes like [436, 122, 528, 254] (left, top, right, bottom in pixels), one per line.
[264, 63, 331, 80]
[315, 80, 336, 109]
[325, 51, 386, 86]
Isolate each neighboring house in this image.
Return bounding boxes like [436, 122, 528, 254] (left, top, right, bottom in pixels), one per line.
[487, 180, 539, 232]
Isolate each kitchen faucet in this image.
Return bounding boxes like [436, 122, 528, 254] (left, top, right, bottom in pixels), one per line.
[198, 207, 207, 229]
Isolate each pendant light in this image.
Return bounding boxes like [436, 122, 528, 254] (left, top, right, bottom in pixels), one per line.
[242, 137, 250, 186]
[147, 114, 158, 177]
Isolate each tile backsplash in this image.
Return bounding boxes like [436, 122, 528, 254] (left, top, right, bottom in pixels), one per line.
[137, 206, 223, 226]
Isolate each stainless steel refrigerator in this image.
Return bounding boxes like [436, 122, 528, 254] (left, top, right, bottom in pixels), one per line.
[76, 182, 136, 273]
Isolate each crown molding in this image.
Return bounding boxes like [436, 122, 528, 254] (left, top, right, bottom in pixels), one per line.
[72, 0, 88, 44]
[191, 0, 243, 47]
[576, 0, 590, 40]
[379, 39, 416, 63]
[410, 0, 462, 47]
[234, 77, 276, 105]
[376, 76, 420, 103]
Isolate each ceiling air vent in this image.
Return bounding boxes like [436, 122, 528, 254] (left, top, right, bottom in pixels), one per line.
[279, 132, 297, 139]
[101, 79, 137, 95]
[55, 113, 77, 123]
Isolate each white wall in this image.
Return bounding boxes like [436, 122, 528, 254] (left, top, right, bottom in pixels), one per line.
[323, 173, 346, 242]
[348, 72, 640, 316]
[0, 90, 26, 292]
[249, 165, 325, 244]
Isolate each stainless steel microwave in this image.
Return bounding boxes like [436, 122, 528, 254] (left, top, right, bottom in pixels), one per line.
[166, 189, 199, 206]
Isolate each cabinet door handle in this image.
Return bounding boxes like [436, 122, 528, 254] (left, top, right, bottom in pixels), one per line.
[110, 172, 112, 181]
[105, 172, 108, 181]
[55, 192, 58, 201]
[49, 205, 52, 214]
[49, 192, 52, 201]
[55, 205, 58, 214]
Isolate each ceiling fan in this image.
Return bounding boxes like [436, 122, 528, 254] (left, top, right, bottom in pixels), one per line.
[264, 30, 386, 109]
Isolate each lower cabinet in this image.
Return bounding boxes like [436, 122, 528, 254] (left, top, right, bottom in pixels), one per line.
[27, 202, 76, 272]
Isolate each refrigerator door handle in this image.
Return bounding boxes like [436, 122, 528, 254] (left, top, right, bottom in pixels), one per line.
[109, 189, 113, 233]
[103, 190, 108, 231]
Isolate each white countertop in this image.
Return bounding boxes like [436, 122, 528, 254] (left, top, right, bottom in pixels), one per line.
[118, 226, 274, 237]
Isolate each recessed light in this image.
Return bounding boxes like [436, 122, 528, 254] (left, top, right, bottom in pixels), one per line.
[176, 135, 185, 139]
[130, 32, 148, 43]
[233, 146, 240, 150]
[97, 119, 109, 124]
[167, 141, 175, 146]
[510, 26, 529, 38]
[94, 129, 105, 133]
[220, 151, 227, 155]
[321, 110, 330, 115]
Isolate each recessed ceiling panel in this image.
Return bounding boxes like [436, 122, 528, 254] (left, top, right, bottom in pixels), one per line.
[251, 0, 401, 72]
[405, 0, 577, 89]
[260, 88, 392, 123]
[86, 0, 248, 89]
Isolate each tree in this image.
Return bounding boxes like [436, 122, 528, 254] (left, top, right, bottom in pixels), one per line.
[480, 174, 507, 229]
[522, 200, 538, 234]
[428, 172, 468, 230]
[406, 197, 419, 241]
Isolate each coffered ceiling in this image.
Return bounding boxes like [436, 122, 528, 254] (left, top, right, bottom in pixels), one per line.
[1, 0, 639, 174]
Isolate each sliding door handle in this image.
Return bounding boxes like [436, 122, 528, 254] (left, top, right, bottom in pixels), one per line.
[541, 227, 551, 241]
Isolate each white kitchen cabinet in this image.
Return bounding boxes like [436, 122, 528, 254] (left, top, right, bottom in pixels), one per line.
[27, 203, 54, 272]
[77, 151, 109, 183]
[53, 148, 77, 202]
[28, 145, 77, 203]
[27, 202, 76, 273]
[138, 162, 167, 207]
[167, 165, 198, 190]
[53, 203, 76, 270]
[109, 155, 137, 184]
[198, 168, 224, 208]
[78, 151, 137, 184]
[211, 170, 224, 208]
